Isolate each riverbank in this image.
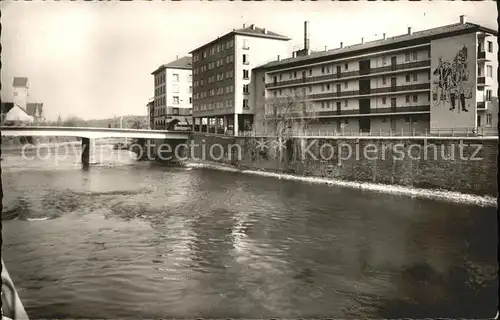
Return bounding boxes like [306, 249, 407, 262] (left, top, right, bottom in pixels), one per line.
[185, 159, 496, 207]
[189, 133, 498, 198]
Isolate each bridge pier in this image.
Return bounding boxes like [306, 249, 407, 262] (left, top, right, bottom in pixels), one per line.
[81, 137, 90, 166]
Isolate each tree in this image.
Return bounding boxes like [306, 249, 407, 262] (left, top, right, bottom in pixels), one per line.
[261, 89, 317, 165]
[129, 119, 143, 129]
[61, 116, 86, 127]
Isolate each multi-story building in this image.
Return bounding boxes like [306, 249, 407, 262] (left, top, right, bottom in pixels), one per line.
[251, 15, 498, 135]
[151, 56, 193, 130]
[190, 24, 290, 135]
[147, 98, 154, 129]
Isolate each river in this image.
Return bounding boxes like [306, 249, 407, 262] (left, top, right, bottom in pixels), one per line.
[1, 143, 497, 318]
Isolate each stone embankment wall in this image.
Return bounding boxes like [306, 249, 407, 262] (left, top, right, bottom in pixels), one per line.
[189, 133, 498, 197]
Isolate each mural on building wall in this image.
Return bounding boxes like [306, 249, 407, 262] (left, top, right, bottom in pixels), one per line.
[432, 45, 473, 113]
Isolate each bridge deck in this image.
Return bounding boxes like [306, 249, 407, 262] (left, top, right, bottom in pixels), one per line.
[0, 126, 190, 140]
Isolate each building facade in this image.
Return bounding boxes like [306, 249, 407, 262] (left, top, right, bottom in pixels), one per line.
[2, 77, 44, 125]
[147, 98, 154, 129]
[151, 56, 193, 130]
[251, 16, 498, 136]
[190, 24, 290, 135]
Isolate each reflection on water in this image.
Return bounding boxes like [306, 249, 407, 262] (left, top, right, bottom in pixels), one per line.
[1, 145, 498, 318]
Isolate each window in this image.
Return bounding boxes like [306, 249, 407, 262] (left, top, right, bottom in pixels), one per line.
[243, 84, 249, 94]
[326, 84, 330, 90]
[243, 39, 249, 49]
[412, 95, 418, 102]
[405, 74, 410, 82]
[344, 63, 348, 70]
[321, 67, 325, 74]
[382, 97, 386, 104]
[173, 96, 179, 104]
[487, 65, 493, 77]
[405, 52, 410, 61]
[382, 76, 386, 85]
[173, 73, 179, 82]
[405, 95, 410, 102]
[293, 71, 297, 78]
[172, 85, 179, 93]
[488, 41, 493, 53]
[344, 100, 348, 107]
[412, 51, 418, 60]
[243, 54, 248, 64]
[412, 73, 418, 81]
[405, 116, 410, 123]
[309, 86, 312, 92]
[382, 56, 386, 65]
[273, 91, 277, 97]
[321, 101, 325, 109]
[279, 74, 283, 80]
[243, 70, 249, 79]
[309, 69, 312, 75]
[486, 114, 492, 126]
[486, 89, 492, 101]
[243, 99, 249, 109]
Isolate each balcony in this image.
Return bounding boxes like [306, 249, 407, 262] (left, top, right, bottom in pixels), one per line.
[477, 101, 490, 110]
[477, 76, 493, 86]
[477, 50, 493, 61]
[263, 105, 430, 119]
[307, 83, 430, 100]
[265, 60, 431, 88]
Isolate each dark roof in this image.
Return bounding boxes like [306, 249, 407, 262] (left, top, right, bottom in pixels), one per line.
[26, 103, 44, 117]
[151, 56, 192, 74]
[189, 24, 290, 54]
[256, 22, 497, 71]
[1, 102, 14, 114]
[12, 77, 28, 88]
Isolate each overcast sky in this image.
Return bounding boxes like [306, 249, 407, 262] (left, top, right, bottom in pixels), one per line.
[1, 1, 496, 121]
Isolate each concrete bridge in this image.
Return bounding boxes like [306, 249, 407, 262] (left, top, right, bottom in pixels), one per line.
[0, 126, 190, 165]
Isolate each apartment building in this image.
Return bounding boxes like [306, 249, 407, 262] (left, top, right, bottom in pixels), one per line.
[146, 98, 154, 129]
[190, 24, 290, 135]
[251, 15, 498, 135]
[151, 56, 193, 130]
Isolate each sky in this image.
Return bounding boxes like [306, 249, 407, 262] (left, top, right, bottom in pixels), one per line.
[1, 1, 497, 121]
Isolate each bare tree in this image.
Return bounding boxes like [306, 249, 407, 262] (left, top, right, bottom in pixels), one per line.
[263, 89, 317, 137]
[261, 89, 317, 164]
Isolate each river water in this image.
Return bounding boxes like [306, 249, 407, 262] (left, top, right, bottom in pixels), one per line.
[1, 144, 497, 318]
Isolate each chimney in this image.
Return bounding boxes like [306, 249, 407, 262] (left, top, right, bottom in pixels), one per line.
[277, 55, 280, 61]
[361, 37, 364, 44]
[324, 46, 327, 51]
[460, 15, 466, 24]
[408, 27, 412, 35]
[304, 21, 310, 53]
[176, 54, 179, 60]
[250, 24, 255, 30]
[340, 42, 343, 48]
[243, 23, 246, 28]
[263, 28, 267, 34]
[383, 33, 386, 40]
